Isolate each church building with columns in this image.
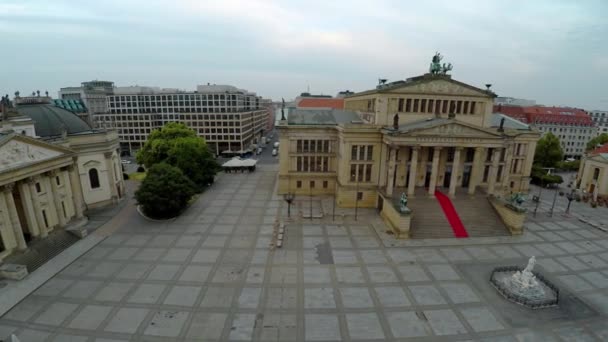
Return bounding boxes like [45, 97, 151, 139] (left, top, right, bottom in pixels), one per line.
[0, 93, 125, 261]
[277, 62, 540, 214]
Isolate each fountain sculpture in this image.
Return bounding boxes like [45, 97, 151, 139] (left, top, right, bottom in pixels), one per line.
[490, 256, 559, 309]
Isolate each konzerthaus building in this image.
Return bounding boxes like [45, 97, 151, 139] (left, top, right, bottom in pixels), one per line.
[0, 94, 125, 261]
[93, 84, 271, 155]
[277, 62, 540, 210]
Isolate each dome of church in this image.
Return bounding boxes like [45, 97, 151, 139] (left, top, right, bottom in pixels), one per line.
[15, 104, 92, 137]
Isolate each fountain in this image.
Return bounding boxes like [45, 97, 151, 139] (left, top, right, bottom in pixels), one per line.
[490, 256, 559, 309]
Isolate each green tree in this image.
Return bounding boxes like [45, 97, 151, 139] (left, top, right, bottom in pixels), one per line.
[136, 122, 219, 191]
[586, 133, 608, 151]
[534, 132, 563, 168]
[135, 163, 196, 219]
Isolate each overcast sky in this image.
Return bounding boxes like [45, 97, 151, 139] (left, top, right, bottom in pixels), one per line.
[1, 0, 607, 109]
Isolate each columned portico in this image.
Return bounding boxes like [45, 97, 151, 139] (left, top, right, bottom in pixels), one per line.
[428, 147, 442, 196]
[27, 177, 48, 238]
[386, 147, 397, 196]
[68, 165, 85, 219]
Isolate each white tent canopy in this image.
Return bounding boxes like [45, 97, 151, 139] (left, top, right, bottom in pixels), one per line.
[222, 157, 257, 168]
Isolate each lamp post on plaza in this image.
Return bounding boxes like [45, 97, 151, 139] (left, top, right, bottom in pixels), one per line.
[283, 192, 295, 218]
[548, 184, 559, 217]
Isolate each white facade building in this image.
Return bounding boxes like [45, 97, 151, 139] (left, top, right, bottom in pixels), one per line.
[93, 84, 271, 155]
[587, 110, 608, 135]
[59, 80, 115, 122]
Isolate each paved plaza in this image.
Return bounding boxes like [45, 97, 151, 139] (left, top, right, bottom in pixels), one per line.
[1, 166, 608, 341]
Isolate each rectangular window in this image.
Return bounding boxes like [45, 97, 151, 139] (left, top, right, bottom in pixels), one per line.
[310, 181, 315, 189]
[303, 140, 309, 153]
[358, 146, 365, 161]
[497, 165, 503, 182]
[357, 164, 364, 182]
[297, 156, 302, 171]
[367, 146, 373, 161]
[323, 157, 329, 172]
[405, 99, 412, 112]
[413, 99, 419, 112]
[310, 140, 316, 153]
[365, 164, 372, 182]
[35, 182, 41, 193]
[428, 99, 434, 113]
[442, 100, 448, 113]
[61, 201, 67, 218]
[357, 192, 363, 200]
[303, 157, 309, 172]
[470, 102, 476, 114]
[297, 180, 302, 188]
[323, 181, 328, 188]
[456, 101, 462, 113]
[435, 100, 441, 114]
[398, 98, 404, 112]
[324, 140, 329, 153]
[463, 101, 469, 114]
[351, 146, 357, 160]
[420, 99, 427, 113]
[315, 156, 322, 172]
[483, 165, 490, 182]
[350, 164, 357, 181]
[297, 140, 302, 152]
[55, 176, 61, 186]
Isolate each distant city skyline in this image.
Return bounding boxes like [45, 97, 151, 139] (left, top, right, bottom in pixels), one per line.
[1, 0, 607, 109]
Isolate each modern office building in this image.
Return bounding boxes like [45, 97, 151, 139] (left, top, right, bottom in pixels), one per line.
[587, 110, 608, 135]
[93, 84, 271, 155]
[0, 93, 125, 261]
[58, 80, 115, 123]
[494, 105, 596, 159]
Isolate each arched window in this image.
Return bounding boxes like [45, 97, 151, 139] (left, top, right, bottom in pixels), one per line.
[89, 168, 100, 189]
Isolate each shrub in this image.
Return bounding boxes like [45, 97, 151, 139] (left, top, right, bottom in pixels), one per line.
[134, 163, 196, 219]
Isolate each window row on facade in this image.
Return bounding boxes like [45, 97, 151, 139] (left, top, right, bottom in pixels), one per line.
[296, 156, 331, 172]
[351, 145, 374, 161]
[398, 98, 478, 115]
[296, 139, 332, 153]
[296, 180, 330, 189]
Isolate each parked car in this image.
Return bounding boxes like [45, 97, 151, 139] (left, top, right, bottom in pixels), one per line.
[121, 160, 131, 164]
[272, 148, 278, 156]
[274, 142, 280, 148]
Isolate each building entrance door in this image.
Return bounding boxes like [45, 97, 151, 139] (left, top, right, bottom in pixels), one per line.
[443, 166, 452, 188]
[462, 165, 471, 188]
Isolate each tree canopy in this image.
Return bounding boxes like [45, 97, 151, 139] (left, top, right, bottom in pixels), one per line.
[534, 132, 564, 168]
[136, 122, 219, 191]
[135, 163, 196, 219]
[586, 133, 608, 151]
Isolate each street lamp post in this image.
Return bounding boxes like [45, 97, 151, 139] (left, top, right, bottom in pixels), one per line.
[549, 185, 559, 217]
[283, 192, 295, 218]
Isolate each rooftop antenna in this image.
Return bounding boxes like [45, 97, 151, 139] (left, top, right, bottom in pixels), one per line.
[378, 78, 387, 86]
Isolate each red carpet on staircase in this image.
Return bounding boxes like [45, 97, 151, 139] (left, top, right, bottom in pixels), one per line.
[434, 190, 469, 238]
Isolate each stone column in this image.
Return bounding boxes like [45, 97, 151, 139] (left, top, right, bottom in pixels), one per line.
[488, 148, 501, 195]
[396, 147, 409, 187]
[105, 152, 119, 201]
[449, 147, 462, 197]
[428, 147, 441, 196]
[386, 147, 397, 197]
[408, 146, 419, 196]
[2, 184, 27, 250]
[68, 165, 85, 219]
[468, 147, 484, 195]
[49, 171, 67, 227]
[27, 177, 48, 238]
[19, 182, 40, 237]
[42, 174, 59, 229]
[501, 144, 514, 191]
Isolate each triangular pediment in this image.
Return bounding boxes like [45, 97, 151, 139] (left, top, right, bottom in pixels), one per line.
[386, 77, 492, 97]
[395, 119, 502, 138]
[0, 134, 74, 171]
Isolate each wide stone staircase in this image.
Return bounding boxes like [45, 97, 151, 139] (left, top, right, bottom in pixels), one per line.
[407, 195, 455, 238]
[450, 193, 510, 237]
[3, 230, 80, 273]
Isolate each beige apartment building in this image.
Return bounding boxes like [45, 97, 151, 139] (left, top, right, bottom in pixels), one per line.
[577, 144, 608, 196]
[277, 72, 540, 209]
